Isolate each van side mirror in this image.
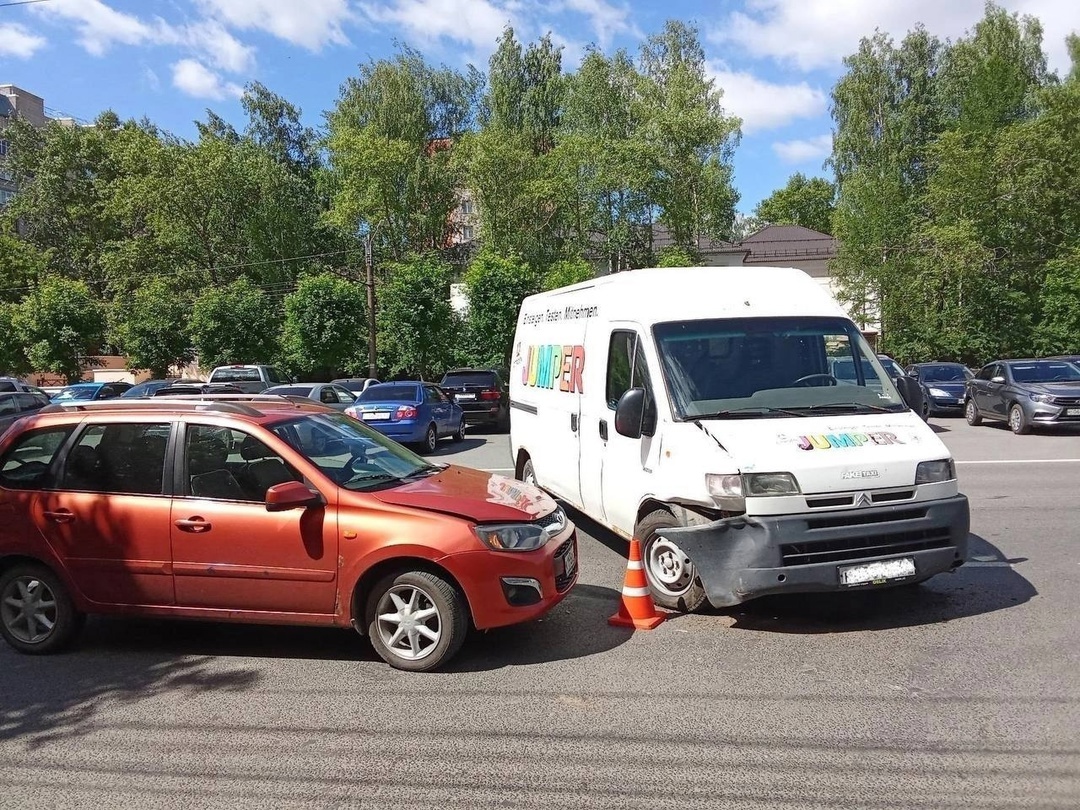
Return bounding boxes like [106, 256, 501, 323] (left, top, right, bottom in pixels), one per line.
[266, 481, 323, 512]
[894, 375, 925, 414]
[615, 388, 646, 439]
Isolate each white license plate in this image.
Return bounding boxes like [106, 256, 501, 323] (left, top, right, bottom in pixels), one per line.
[362, 412, 391, 421]
[456, 394, 476, 401]
[561, 546, 577, 578]
[1066, 408, 1080, 416]
[839, 557, 916, 586]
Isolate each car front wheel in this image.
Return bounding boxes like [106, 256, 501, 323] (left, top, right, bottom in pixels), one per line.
[366, 570, 468, 672]
[0, 564, 84, 654]
[965, 398, 982, 426]
[1009, 403, 1031, 435]
[637, 509, 708, 613]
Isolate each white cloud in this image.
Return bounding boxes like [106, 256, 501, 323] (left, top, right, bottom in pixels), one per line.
[711, 0, 1080, 74]
[360, 0, 516, 50]
[172, 59, 244, 100]
[196, 0, 352, 50]
[143, 67, 161, 92]
[772, 133, 833, 164]
[710, 67, 827, 134]
[185, 19, 257, 73]
[560, 0, 636, 47]
[0, 23, 46, 59]
[33, 0, 159, 55]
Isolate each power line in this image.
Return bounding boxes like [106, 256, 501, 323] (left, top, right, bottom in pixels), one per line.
[0, 0, 53, 8]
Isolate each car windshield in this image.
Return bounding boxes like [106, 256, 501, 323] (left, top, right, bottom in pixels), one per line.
[653, 316, 906, 419]
[212, 368, 261, 382]
[1009, 361, 1080, 383]
[271, 412, 432, 491]
[52, 386, 97, 401]
[441, 372, 497, 387]
[358, 384, 419, 402]
[920, 364, 970, 382]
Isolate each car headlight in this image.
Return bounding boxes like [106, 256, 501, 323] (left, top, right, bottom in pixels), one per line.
[928, 387, 949, 398]
[915, 458, 956, 485]
[1030, 393, 1053, 404]
[474, 523, 550, 552]
[706, 472, 800, 505]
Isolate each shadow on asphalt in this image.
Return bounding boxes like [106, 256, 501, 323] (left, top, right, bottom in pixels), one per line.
[429, 437, 487, 455]
[928, 421, 952, 433]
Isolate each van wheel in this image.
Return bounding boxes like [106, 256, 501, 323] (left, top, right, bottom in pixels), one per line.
[964, 399, 982, 426]
[0, 564, 84, 654]
[519, 458, 537, 487]
[637, 510, 708, 613]
[366, 570, 468, 672]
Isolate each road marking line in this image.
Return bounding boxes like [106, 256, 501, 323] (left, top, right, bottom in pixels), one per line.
[956, 458, 1080, 465]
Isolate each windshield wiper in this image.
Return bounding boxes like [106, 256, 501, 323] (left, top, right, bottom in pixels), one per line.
[789, 402, 900, 414]
[691, 406, 808, 419]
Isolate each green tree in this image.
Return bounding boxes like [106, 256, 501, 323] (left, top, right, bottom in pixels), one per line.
[190, 278, 279, 369]
[1035, 250, 1080, 354]
[281, 273, 368, 378]
[637, 20, 741, 250]
[655, 246, 696, 267]
[111, 277, 195, 378]
[14, 278, 105, 383]
[464, 252, 539, 368]
[541, 258, 594, 291]
[754, 173, 836, 234]
[376, 255, 456, 379]
[0, 304, 30, 376]
[0, 233, 49, 303]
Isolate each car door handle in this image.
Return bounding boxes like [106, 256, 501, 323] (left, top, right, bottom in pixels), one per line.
[175, 517, 212, 533]
[570, 413, 578, 432]
[43, 509, 75, 524]
[599, 419, 608, 440]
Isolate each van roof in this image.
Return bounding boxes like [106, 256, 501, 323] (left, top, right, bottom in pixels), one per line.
[519, 266, 847, 325]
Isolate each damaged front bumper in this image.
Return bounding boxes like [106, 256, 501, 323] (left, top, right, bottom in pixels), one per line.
[656, 495, 970, 608]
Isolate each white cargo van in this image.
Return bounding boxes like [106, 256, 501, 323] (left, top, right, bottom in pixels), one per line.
[509, 266, 969, 611]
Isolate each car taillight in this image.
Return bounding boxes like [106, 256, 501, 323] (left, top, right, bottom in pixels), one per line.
[344, 406, 358, 417]
[396, 405, 418, 419]
[480, 390, 501, 401]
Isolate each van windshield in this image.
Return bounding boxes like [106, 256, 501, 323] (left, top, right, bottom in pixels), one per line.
[652, 316, 906, 419]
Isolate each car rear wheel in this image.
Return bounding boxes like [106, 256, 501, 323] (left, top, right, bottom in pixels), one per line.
[366, 570, 468, 672]
[1009, 403, 1031, 435]
[452, 419, 466, 443]
[420, 423, 438, 453]
[965, 398, 982, 426]
[637, 509, 708, 613]
[0, 564, 84, 654]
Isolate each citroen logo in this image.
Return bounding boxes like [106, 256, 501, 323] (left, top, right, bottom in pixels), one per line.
[855, 492, 873, 508]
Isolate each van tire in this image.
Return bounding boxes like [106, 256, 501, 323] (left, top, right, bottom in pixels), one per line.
[636, 509, 708, 613]
[519, 458, 537, 487]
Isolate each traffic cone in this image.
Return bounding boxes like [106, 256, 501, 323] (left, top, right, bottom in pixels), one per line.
[608, 538, 665, 629]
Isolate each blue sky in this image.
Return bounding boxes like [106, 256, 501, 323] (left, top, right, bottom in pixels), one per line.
[1, 0, 1077, 212]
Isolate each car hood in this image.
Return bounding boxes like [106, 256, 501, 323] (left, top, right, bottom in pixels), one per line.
[371, 465, 558, 522]
[1023, 382, 1080, 397]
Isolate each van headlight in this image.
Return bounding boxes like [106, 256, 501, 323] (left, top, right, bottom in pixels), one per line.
[706, 472, 800, 506]
[915, 459, 956, 485]
[474, 523, 550, 552]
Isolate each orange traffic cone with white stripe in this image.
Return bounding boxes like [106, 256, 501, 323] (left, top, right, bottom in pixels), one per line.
[608, 538, 665, 629]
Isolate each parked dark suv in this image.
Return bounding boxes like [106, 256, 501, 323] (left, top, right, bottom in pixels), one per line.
[0, 392, 51, 437]
[439, 369, 510, 430]
[966, 359, 1080, 434]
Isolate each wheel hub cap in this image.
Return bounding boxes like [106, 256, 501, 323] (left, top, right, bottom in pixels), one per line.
[1, 577, 57, 644]
[376, 585, 441, 661]
[646, 538, 695, 595]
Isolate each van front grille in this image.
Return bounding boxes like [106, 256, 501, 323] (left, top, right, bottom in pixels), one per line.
[781, 528, 952, 566]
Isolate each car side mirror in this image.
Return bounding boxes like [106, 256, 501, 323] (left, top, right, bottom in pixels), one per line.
[894, 375, 925, 414]
[615, 388, 647, 439]
[266, 481, 323, 512]
[991, 376, 1005, 384]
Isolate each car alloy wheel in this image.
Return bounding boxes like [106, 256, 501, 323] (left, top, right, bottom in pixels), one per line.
[375, 584, 442, 662]
[366, 570, 468, 672]
[424, 424, 438, 453]
[1009, 404, 1031, 435]
[965, 399, 982, 426]
[1, 574, 58, 645]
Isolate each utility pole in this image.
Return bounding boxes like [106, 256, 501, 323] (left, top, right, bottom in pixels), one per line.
[364, 232, 377, 378]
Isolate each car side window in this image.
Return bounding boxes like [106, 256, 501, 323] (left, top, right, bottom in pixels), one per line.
[0, 427, 73, 490]
[976, 365, 993, 381]
[266, 367, 283, 384]
[334, 386, 355, 404]
[0, 397, 16, 416]
[15, 393, 43, 412]
[184, 425, 301, 502]
[319, 387, 338, 404]
[60, 422, 171, 495]
[606, 331, 653, 409]
[423, 386, 437, 404]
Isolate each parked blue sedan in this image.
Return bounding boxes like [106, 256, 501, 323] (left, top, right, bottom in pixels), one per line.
[50, 381, 132, 403]
[345, 381, 465, 453]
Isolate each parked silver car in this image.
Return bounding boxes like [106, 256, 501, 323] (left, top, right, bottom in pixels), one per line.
[263, 383, 357, 411]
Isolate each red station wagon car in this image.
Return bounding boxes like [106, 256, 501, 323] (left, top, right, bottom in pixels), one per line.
[0, 396, 578, 671]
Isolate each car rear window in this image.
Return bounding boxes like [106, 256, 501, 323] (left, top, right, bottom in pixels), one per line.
[441, 372, 498, 387]
[358, 384, 420, 402]
[0, 381, 18, 393]
[211, 367, 262, 382]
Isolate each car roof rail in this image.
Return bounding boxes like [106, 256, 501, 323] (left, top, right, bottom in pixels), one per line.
[41, 399, 266, 416]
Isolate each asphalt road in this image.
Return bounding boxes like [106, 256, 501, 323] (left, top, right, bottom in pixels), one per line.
[2, 418, 1079, 808]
